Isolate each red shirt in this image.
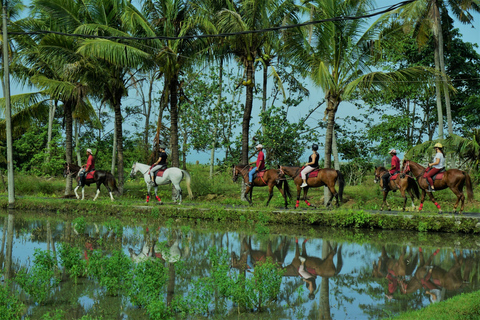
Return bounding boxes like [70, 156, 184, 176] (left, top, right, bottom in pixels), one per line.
[86, 154, 95, 171]
[390, 155, 400, 174]
[256, 151, 265, 171]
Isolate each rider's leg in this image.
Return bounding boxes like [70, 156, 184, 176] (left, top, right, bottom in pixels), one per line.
[248, 167, 257, 186]
[300, 166, 314, 187]
[425, 168, 440, 190]
[382, 172, 390, 191]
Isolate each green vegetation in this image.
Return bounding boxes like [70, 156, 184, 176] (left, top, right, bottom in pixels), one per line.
[391, 291, 480, 320]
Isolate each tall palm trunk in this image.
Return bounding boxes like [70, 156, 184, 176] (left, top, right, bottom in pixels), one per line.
[113, 97, 124, 193]
[432, 2, 444, 139]
[169, 74, 180, 168]
[64, 101, 73, 195]
[46, 101, 56, 163]
[210, 59, 224, 179]
[434, 2, 453, 135]
[144, 74, 154, 153]
[75, 119, 81, 166]
[241, 59, 255, 165]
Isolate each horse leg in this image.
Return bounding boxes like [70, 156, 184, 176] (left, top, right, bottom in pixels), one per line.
[266, 184, 274, 206]
[74, 185, 80, 200]
[451, 187, 464, 214]
[154, 187, 162, 204]
[146, 184, 152, 203]
[245, 184, 253, 205]
[295, 184, 302, 209]
[274, 183, 288, 209]
[93, 188, 101, 201]
[401, 188, 408, 212]
[326, 185, 337, 208]
[173, 184, 183, 204]
[303, 188, 315, 208]
[418, 190, 427, 212]
[82, 187, 85, 200]
[426, 192, 442, 214]
[103, 182, 114, 201]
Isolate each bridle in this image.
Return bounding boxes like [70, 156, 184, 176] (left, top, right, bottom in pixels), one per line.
[232, 165, 249, 182]
[402, 160, 425, 180]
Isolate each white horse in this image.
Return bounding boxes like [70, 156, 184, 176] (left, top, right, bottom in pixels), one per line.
[130, 162, 193, 204]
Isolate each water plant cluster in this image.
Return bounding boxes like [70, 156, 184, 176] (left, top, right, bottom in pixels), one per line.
[3, 243, 284, 319]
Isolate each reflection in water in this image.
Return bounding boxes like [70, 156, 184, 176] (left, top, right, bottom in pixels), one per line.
[1, 213, 480, 319]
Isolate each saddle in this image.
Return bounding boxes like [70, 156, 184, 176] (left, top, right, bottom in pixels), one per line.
[306, 168, 320, 179]
[250, 168, 266, 179]
[389, 172, 400, 181]
[86, 171, 95, 180]
[153, 168, 167, 178]
[423, 167, 446, 181]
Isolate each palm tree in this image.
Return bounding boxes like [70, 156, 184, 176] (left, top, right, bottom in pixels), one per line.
[285, 0, 431, 171]
[398, 0, 480, 138]
[217, 0, 297, 165]
[141, 0, 207, 168]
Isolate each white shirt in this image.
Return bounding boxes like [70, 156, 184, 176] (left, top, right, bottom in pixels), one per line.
[433, 153, 445, 169]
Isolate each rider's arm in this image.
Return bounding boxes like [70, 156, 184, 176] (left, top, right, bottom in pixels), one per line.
[429, 156, 440, 167]
[306, 153, 316, 166]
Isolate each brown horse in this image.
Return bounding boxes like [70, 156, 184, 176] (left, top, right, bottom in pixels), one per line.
[231, 236, 289, 271]
[374, 167, 420, 211]
[279, 166, 345, 208]
[232, 165, 291, 208]
[372, 246, 418, 279]
[402, 160, 474, 214]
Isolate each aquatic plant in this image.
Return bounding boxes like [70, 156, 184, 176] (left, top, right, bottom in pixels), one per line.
[15, 249, 60, 304]
[0, 281, 25, 320]
[58, 243, 87, 284]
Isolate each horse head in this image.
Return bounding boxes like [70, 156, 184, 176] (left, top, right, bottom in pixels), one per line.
[373, 166, 386, 184]
[130, 162, 137, 178]
[232, 165, 243, 182]
[402, 160, 411, 174]
[63, 163, 70, 178]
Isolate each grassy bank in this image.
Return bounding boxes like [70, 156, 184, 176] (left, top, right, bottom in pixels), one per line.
[1, 163, 480, 233]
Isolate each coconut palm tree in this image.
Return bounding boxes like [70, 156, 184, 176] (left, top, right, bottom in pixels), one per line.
[284, 0, 432, 171]
[216, 0, 297, 165]
[398, 0, 480, 138]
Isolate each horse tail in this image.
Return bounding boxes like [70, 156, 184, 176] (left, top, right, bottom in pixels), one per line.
[182, 170, 194, 199]
[465, 172, 474, 201]
[409, 176, 420, 199]
[109, 173, 120, 195]
[283, 178, 292, 200]
[336, 170, 345, 203]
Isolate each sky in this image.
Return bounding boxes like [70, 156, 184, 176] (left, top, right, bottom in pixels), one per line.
[2, 0, 480, 165]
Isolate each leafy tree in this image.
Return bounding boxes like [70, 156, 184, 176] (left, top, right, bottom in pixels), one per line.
[398, 0, 480, 138]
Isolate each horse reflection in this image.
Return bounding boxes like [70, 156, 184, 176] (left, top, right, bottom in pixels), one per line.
[282, 239, 343, 299]
[129, 228, 191, 264]
[372, 246, 418, 279]
[399, 249, 472, 296]
[231, 236, 289, 271]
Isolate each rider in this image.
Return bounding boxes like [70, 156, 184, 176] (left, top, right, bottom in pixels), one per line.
[149, 144, 168, 185]
[382, 149, 400, 192]
[248, 144, 265, 187]
[79, 148, 95, 186]
[425, 143, 445, 192]
[299, 256, 317, 300]
[300, 144, 320, 188]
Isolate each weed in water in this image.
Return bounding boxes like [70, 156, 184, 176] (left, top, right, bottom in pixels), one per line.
[0, 281, 25, 320]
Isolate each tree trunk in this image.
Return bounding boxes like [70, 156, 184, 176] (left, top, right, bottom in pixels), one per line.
[114, 99, 124, 194]
[210, 59, 224, 179]
[75, 120, 82, 166]
[332, 131, 340, 171]
[241, 59, 255, 165]
[64, 101, 73, 195]
[46, 101, 56, 163]
[111, 127, 117, 175]
[434, 2, 453, 136]
[169, 74, 180, 168]
[432, 3, 444, 139]
[324, 100, 338, 206]
[144, 73, 154, 153]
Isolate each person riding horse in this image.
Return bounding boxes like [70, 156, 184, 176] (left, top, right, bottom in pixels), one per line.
[425, 143, 445, 192]
[248, 144, 265, 187]
[149, 144, 168, 186]
[300, 144, 320, 188]
[79, 148, 95, 186]
[382, 149, 400, 192]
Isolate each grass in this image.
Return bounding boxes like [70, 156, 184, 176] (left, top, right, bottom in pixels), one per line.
[390, 291, 480, 320]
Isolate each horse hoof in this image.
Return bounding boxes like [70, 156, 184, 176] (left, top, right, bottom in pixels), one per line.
[438, 210, 443, 215]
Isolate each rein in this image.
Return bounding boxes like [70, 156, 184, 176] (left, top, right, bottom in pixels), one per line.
[403, 161, 425, 180]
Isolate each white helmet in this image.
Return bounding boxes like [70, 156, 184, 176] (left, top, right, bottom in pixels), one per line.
[87, 148, 92, 154]
[389, 149, 396, 154]
[256, 144, 263, 149]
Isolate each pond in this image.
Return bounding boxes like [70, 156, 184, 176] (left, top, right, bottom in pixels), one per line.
[1, 210, 479, 319]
